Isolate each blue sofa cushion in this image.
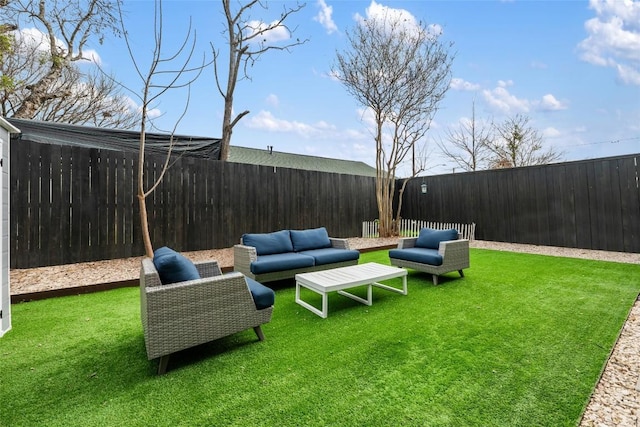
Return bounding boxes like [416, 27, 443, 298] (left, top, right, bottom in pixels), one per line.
[290, 227, 332, 252]
[389, 248, 443, 266]
[242, 230, 294, 255]
[250, 253, 315, 274]
[298, 248, 360, 266]
[153, 246, 201, 284]
[245, 277, 275, 310]
[415, 228, 458, 250]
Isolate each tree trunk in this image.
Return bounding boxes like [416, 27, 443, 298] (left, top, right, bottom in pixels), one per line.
[13, 63, 65, 119]
[139, 194, 154, 258]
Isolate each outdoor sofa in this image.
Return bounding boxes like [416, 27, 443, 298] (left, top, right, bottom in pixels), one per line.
[233, 227, 360, 283]
[389, 228, 470, 285]
[140, 246, 274, 374]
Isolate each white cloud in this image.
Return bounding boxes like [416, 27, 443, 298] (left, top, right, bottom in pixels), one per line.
[14, 28, 51, 53]
[577, 0, 640, 85]
[13, 27, 102, 64]
[482, 82, 568, 114]
[482, 85, 530, 114]
[245, 110, 336, 138]
[355, 0, 438, 38]
[616, 62, 640, 85]
[537, 94, 569, 111]
[543, 127, 562, 138]
[147, 108, 162, 119]
[265, 94, 279, 108]
[245, 20, 291, 44]
[314, 0, 338, 35]
[450, 78, 480, 91]
[245, 109, 375, 151]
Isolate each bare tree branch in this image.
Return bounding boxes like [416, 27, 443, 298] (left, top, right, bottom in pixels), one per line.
[111, 0, 209, 257]
[334, 13, 454, 237]
[488, 114, 563, 168]
[0, 25, 137, 128]
[438, 100, 493, 171]
[214, 0, 308, 161]
[5, 0, 121, 118]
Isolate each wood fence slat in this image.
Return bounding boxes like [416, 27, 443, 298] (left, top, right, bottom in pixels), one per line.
[8, 140, 640, 268]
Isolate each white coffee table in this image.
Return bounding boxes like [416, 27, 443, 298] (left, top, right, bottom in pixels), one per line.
[295, 262, 408, 318]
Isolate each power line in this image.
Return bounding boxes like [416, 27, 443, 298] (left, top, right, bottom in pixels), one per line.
[566, 136, 640, 147]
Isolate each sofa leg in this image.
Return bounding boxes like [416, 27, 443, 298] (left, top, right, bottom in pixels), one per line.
[157, 355, 170, 375]
[432, 275, 439, 286]
[254, 325, 265, 341]
[458, 269, 465, 278]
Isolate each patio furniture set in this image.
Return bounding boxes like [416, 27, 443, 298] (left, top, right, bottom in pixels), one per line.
[140, 226, 470, 374]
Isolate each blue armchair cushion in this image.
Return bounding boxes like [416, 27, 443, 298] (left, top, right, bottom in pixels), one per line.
[250, 253, 315, 274]
[298, 248, 360, 266]
[245, 277, 275, 310]
[290, 227, 332, 252]
[389, 248, 443, 266]
[242, 230, 294, 255]
[153, 246, 201, 284]
[415, 228, 459, 250]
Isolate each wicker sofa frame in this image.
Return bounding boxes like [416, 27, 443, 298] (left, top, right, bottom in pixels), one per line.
[140, 258, 273, 374]
[234, 237, 358, 283]
[389, 235, 470, 285]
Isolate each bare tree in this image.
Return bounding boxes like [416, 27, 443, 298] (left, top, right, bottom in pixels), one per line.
[214, 0, 307, 160]
[438, 100, 492, 171]
[114, 1, 207, 257]
[36, 68, 139, 128]
[334, 13, 453, 237]
[488, 114, 563, 168]
[0, 31, 138, 127]
[4, 0, 122, 119]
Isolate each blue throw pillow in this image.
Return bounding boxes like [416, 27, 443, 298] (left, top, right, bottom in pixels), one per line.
[153, 246, 201, 285]
[242, 230, 294, 255]
[415, 228, 459, 250]
[245, 277, 275, 310]
[290, 227, 332, 252]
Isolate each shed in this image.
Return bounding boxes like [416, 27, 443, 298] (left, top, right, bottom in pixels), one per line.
[0, 117, 20, 337]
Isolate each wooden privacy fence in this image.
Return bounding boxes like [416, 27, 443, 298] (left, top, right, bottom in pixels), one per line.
[10, 139, 640, 269]
[399, 154, 640, 253]
[362, 219, 476, 240]
[10, 140, 379, 268]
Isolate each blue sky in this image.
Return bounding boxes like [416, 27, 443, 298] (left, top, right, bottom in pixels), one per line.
[92, 1, 639, 175]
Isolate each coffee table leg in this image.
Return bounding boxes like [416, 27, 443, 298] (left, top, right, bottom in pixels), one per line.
[338, 284, 373, 306]
[372, 276, 408, 295]
[295, 281, 329, 318]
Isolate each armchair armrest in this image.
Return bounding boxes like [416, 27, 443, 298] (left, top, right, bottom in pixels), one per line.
[329, 237, 351, 250]
[397, 237, 418, 249]
[144, 272, 255, 308]
[439, 239, 470, 268]
[234, 244, 257, 276]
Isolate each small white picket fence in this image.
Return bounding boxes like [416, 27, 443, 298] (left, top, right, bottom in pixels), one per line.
[362, 219, 476, 240]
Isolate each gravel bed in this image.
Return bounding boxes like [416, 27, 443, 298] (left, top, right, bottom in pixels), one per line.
[9, 238, 640, 426]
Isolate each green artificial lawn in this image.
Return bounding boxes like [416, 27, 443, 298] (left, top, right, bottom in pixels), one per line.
[2, 249, 639, 426]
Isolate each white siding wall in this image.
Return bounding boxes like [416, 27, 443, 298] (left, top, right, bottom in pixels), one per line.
[0, 118, 18, 337]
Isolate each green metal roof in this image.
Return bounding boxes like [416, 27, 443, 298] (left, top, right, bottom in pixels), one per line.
[228, 146, 377, 177]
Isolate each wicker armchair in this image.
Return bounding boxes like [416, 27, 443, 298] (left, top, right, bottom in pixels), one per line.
[140, 258, 274, 374]
[389, 232, 470, 286]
